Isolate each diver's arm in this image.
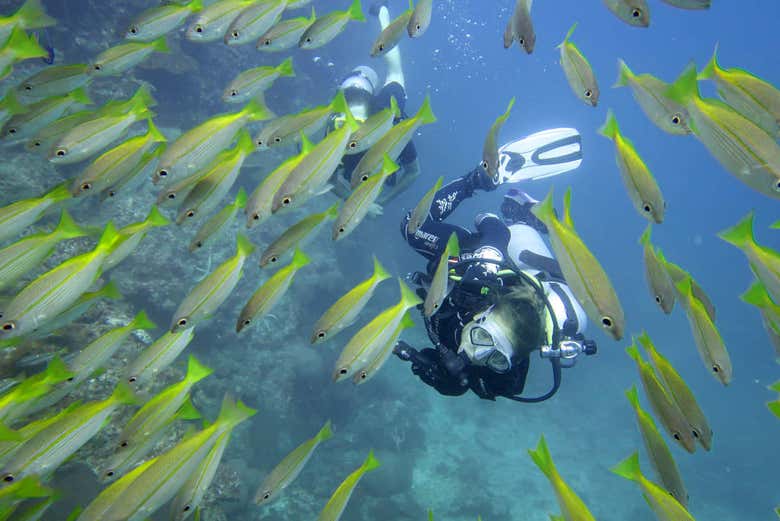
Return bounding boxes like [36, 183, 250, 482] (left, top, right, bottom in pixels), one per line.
[394, 342, 470, 396]
[379, 6, 405, 89]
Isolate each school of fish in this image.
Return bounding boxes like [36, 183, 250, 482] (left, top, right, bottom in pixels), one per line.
[0, 0, 778, 519]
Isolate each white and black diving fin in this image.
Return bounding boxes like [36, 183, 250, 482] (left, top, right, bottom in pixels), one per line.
[497, 128, 582, 184]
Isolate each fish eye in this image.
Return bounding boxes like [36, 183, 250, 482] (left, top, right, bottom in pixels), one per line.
[282, 197, 291, 206]
[182, 505, 191, 512]
[774, 180, 780, 192]
[338, 227, 345, 233]
[317, 331, 326, 339]
[273, 137, 281, 143]
[230, 90, 238, 97]
[480, 160, 488, 170]
[2, 474, 14, 482]
[339, 368, 348, 375]
[264, 39, 271, 46]
[673, 433, 681, 440]
[243, 319, 251, 326]
[186, 210, 195, 218]
[167, 193, 176, 200]
[642, 203, 652, 213]
[348, 141, 357, 149]
[600, 316, 613, 328]
[8, 127, 17, 134]
[632, 8, 642, 18]
[23, 84, 32, 91]
[67, 376, 74, 382]
[360, 174, 368, 182]
[692, 430, 700, 439]
[32, 141, 41, 147]
[128, 376, 137, 383]
[584, 89, 593, 98]
[105, 470, 115, 477]
[671, 114, 682, 125]
[108, 190, 117, 197]
[93, 64, 102, 71]
[81, 182, 92, 191]
[415, 23, 421, 31]
[654, 295, 661, 304]
[252, 214, 260, 221]
[1, 322, 15, 331]
[177, 318, 188, 327]
[270, 256, 277, 263]
[359, 371, 367, 380]
[56, 149, 67, 157]
[120, 441, 128, 448]
[129, 26, 138, 34]
[195, 25, 203, 33]
[231, 31, 239, 38]
[712, 364, 720, 373]
[262, 491, 271, 500]
[158, 169, 168, 177]
[378, 44, 384, 51]
[519, 37, 525, 45]
[195, 241, 202, 248]
[305, 37, 312, 43]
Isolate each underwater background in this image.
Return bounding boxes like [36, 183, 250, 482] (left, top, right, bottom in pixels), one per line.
[1, 0, 779, 520]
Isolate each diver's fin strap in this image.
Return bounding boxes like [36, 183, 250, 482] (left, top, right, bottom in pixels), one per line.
[518, 250, 564, 280]
[531, 134, 582, 167]
[502, 136, 582, 172]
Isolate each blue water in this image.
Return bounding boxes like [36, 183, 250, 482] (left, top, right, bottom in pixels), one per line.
[1, 1, 779, 520]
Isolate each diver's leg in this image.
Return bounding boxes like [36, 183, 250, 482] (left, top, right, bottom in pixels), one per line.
[400, 165, 496, 257]
[474, 213, 511, 245]
[399, 164, 497, 259]
[379, 6, 406, 89]
[401, 214, 472, 261]
[429, 165, 498, 222]
[500, 188, 547, 233]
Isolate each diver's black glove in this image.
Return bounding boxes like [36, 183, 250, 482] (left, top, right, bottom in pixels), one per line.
[395, 343, 469, 396]
[410, 348, 469, 397]
[393, 340, 414, 361]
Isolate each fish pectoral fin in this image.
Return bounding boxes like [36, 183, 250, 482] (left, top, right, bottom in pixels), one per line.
[314, 184, 334, 196]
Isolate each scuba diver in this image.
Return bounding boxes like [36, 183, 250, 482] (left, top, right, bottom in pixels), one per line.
[395, 130, 598, 402]
[329, 4, 421, 205]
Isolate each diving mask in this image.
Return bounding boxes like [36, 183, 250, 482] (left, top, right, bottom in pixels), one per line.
[458, 305, 515, 373]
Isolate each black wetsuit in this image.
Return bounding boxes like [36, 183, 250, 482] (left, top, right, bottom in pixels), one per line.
[397, 167, 544, 401]
[337, 82, 417, 187]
